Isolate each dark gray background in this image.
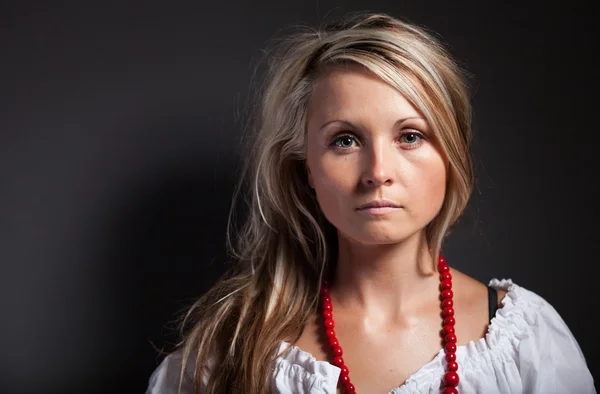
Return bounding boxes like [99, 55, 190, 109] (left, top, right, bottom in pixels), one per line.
[1, 1, 597, 392]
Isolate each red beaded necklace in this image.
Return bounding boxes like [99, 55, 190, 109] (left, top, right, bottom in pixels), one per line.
[320, 255, 460, 394]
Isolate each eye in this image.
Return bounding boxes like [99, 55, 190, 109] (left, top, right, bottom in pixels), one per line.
[399, 131, 425, 147]
[331, 135, 358, 149]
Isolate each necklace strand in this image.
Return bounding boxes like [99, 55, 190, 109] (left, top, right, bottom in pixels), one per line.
[320, 255, 460, 394]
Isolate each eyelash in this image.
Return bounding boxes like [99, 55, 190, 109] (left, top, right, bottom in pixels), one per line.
[330, 131, 426, 150]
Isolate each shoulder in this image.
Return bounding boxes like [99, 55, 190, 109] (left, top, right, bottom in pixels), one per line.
[486, 278, 596, 392]
[146, 348, 201, 394]
[488, 278, 576, 332]
[486, 278, 578, 344]
[448, 269, 506, 344]
[450, 269, 507, 306]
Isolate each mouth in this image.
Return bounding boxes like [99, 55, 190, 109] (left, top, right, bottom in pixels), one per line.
[357, 199, 402, 210]
[356, 200, 402, 216]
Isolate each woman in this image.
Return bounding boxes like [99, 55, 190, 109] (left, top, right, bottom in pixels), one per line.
[146, 12, 595, 394]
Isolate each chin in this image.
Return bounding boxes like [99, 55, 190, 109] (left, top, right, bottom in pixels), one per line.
[343, 224, 420, 246]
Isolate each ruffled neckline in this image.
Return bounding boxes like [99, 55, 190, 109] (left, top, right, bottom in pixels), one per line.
[275, 278, 538, 393]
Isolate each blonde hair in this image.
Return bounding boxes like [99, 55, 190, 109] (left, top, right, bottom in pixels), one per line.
[173, 12, 474, 393]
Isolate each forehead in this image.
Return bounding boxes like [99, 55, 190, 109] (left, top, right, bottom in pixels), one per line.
[307, 64, 422, 125]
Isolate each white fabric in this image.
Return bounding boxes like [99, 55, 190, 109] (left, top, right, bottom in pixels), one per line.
[146, 279, 596, 393]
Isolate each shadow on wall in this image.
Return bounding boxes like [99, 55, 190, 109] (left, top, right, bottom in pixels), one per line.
[98, 164, 235, 392]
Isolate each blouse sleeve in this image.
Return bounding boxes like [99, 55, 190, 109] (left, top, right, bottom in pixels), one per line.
[517, 292, 596, 393]
[145, 350, 201, 394]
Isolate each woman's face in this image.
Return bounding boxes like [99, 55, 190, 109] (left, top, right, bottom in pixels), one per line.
[305, 65, 448, 245]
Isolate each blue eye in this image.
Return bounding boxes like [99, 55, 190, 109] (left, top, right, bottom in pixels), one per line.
[401, 132, 422, 144]
[332, 135, 357, 148]
[399, 131, 426, 148]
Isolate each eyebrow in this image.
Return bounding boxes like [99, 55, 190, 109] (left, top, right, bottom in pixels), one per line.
[319, 116, 425, 131]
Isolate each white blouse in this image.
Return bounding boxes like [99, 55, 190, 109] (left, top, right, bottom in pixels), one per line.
[146, 279, 596, 393]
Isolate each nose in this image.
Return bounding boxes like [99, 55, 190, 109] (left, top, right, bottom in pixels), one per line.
[361, 139, 394, 187]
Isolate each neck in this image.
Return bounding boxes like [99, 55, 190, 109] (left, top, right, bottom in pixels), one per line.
[331, 230, 439, 322]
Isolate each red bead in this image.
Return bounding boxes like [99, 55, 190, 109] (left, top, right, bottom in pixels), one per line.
[445, 342, 457, 353]
[442, 306, 454, 317]
[441, 298, 453, 308]
[440, 271, 452, 281]
[339, 374, 350, 385]
[444, 317, 456, 326]
[440, 279, 452, 290]
[445, 333, 457, 343]
[444, 371, 460, 387]
[333, 356, 344, 366]
[332, 345, 343, 356]
[321, 258, 461, 394]
[324, 318, 335, 329]
[443, 324, 455, 334]
[340, 365, 349, 376]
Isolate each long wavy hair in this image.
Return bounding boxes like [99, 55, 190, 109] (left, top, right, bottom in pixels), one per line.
[173, 12, 474, 393]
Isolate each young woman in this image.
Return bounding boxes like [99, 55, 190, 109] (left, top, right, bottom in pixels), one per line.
[146, 12, 595, 394]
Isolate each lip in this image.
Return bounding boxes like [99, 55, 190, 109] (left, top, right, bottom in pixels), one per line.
[357, 199, 402, 210]
[356, 199, 402, 216]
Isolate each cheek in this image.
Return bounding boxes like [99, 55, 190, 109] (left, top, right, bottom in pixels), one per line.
[311, 162, 352, 203]
[409, 154, 447, 213]
[307, 156, 358, 220]
[307, 145, 356, 191]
